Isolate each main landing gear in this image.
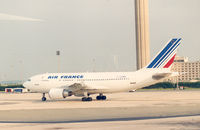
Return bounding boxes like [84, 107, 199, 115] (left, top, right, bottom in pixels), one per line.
[82, 93, 93, 102]
[81, 93, 107, 101]
[82, 97, 92, 101]
[42, 93, 47, 101]
[96, 94, 107, 100]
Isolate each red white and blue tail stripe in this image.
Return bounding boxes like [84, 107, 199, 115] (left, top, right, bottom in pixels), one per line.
[146, 38, 181, 69]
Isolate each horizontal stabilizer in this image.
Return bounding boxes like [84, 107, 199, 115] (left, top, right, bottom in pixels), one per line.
[152, 73, 172, 80]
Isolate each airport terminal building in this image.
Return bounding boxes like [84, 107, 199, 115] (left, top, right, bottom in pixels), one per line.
[170, 56, 200, 82]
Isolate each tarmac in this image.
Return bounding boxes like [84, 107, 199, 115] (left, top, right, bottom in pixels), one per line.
[0, 90, 200, 129]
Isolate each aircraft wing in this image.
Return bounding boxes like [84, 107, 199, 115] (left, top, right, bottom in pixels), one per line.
[82, 85, 109, 91]
[60, 83, 109, 93]
[60, 83, 85, 92]
[152, 71, 181, 80]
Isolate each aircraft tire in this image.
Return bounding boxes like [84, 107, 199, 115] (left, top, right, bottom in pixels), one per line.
[82, 97, 87, 101]
[82, 97, 92, 101]
[102, 96, 106, 100]
[42, 97, 46, 101]
[96, 96, 101, 100]
[87, 97, 92, 101]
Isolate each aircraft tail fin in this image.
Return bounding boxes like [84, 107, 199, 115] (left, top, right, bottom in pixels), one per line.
[146, 38, 182, 69]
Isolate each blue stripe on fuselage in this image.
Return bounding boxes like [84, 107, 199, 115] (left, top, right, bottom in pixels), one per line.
[147, 38, 177, 68]
[153, 38, 181, 68]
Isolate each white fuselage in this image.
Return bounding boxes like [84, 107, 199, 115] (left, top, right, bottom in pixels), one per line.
[23, 68, 170, 95]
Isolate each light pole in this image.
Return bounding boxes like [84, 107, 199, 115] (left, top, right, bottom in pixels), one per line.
[56, 51, 61, 73]
[177, 75, 179, 90]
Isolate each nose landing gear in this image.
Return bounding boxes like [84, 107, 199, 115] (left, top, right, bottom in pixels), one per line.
[42, 93, 47, 101]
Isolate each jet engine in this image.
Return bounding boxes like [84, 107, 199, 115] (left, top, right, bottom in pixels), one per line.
[48, 88, 72, 99]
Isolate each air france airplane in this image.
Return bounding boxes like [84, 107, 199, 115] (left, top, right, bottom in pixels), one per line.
[23, 38, 181, 101]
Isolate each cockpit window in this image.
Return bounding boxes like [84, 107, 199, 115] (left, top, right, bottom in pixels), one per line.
[27, 79, 31, 81]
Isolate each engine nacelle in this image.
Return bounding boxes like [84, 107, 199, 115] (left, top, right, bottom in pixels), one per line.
[48, 88, 72, 99]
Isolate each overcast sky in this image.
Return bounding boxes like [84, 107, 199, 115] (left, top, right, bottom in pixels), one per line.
[0, 0, 199, 81]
